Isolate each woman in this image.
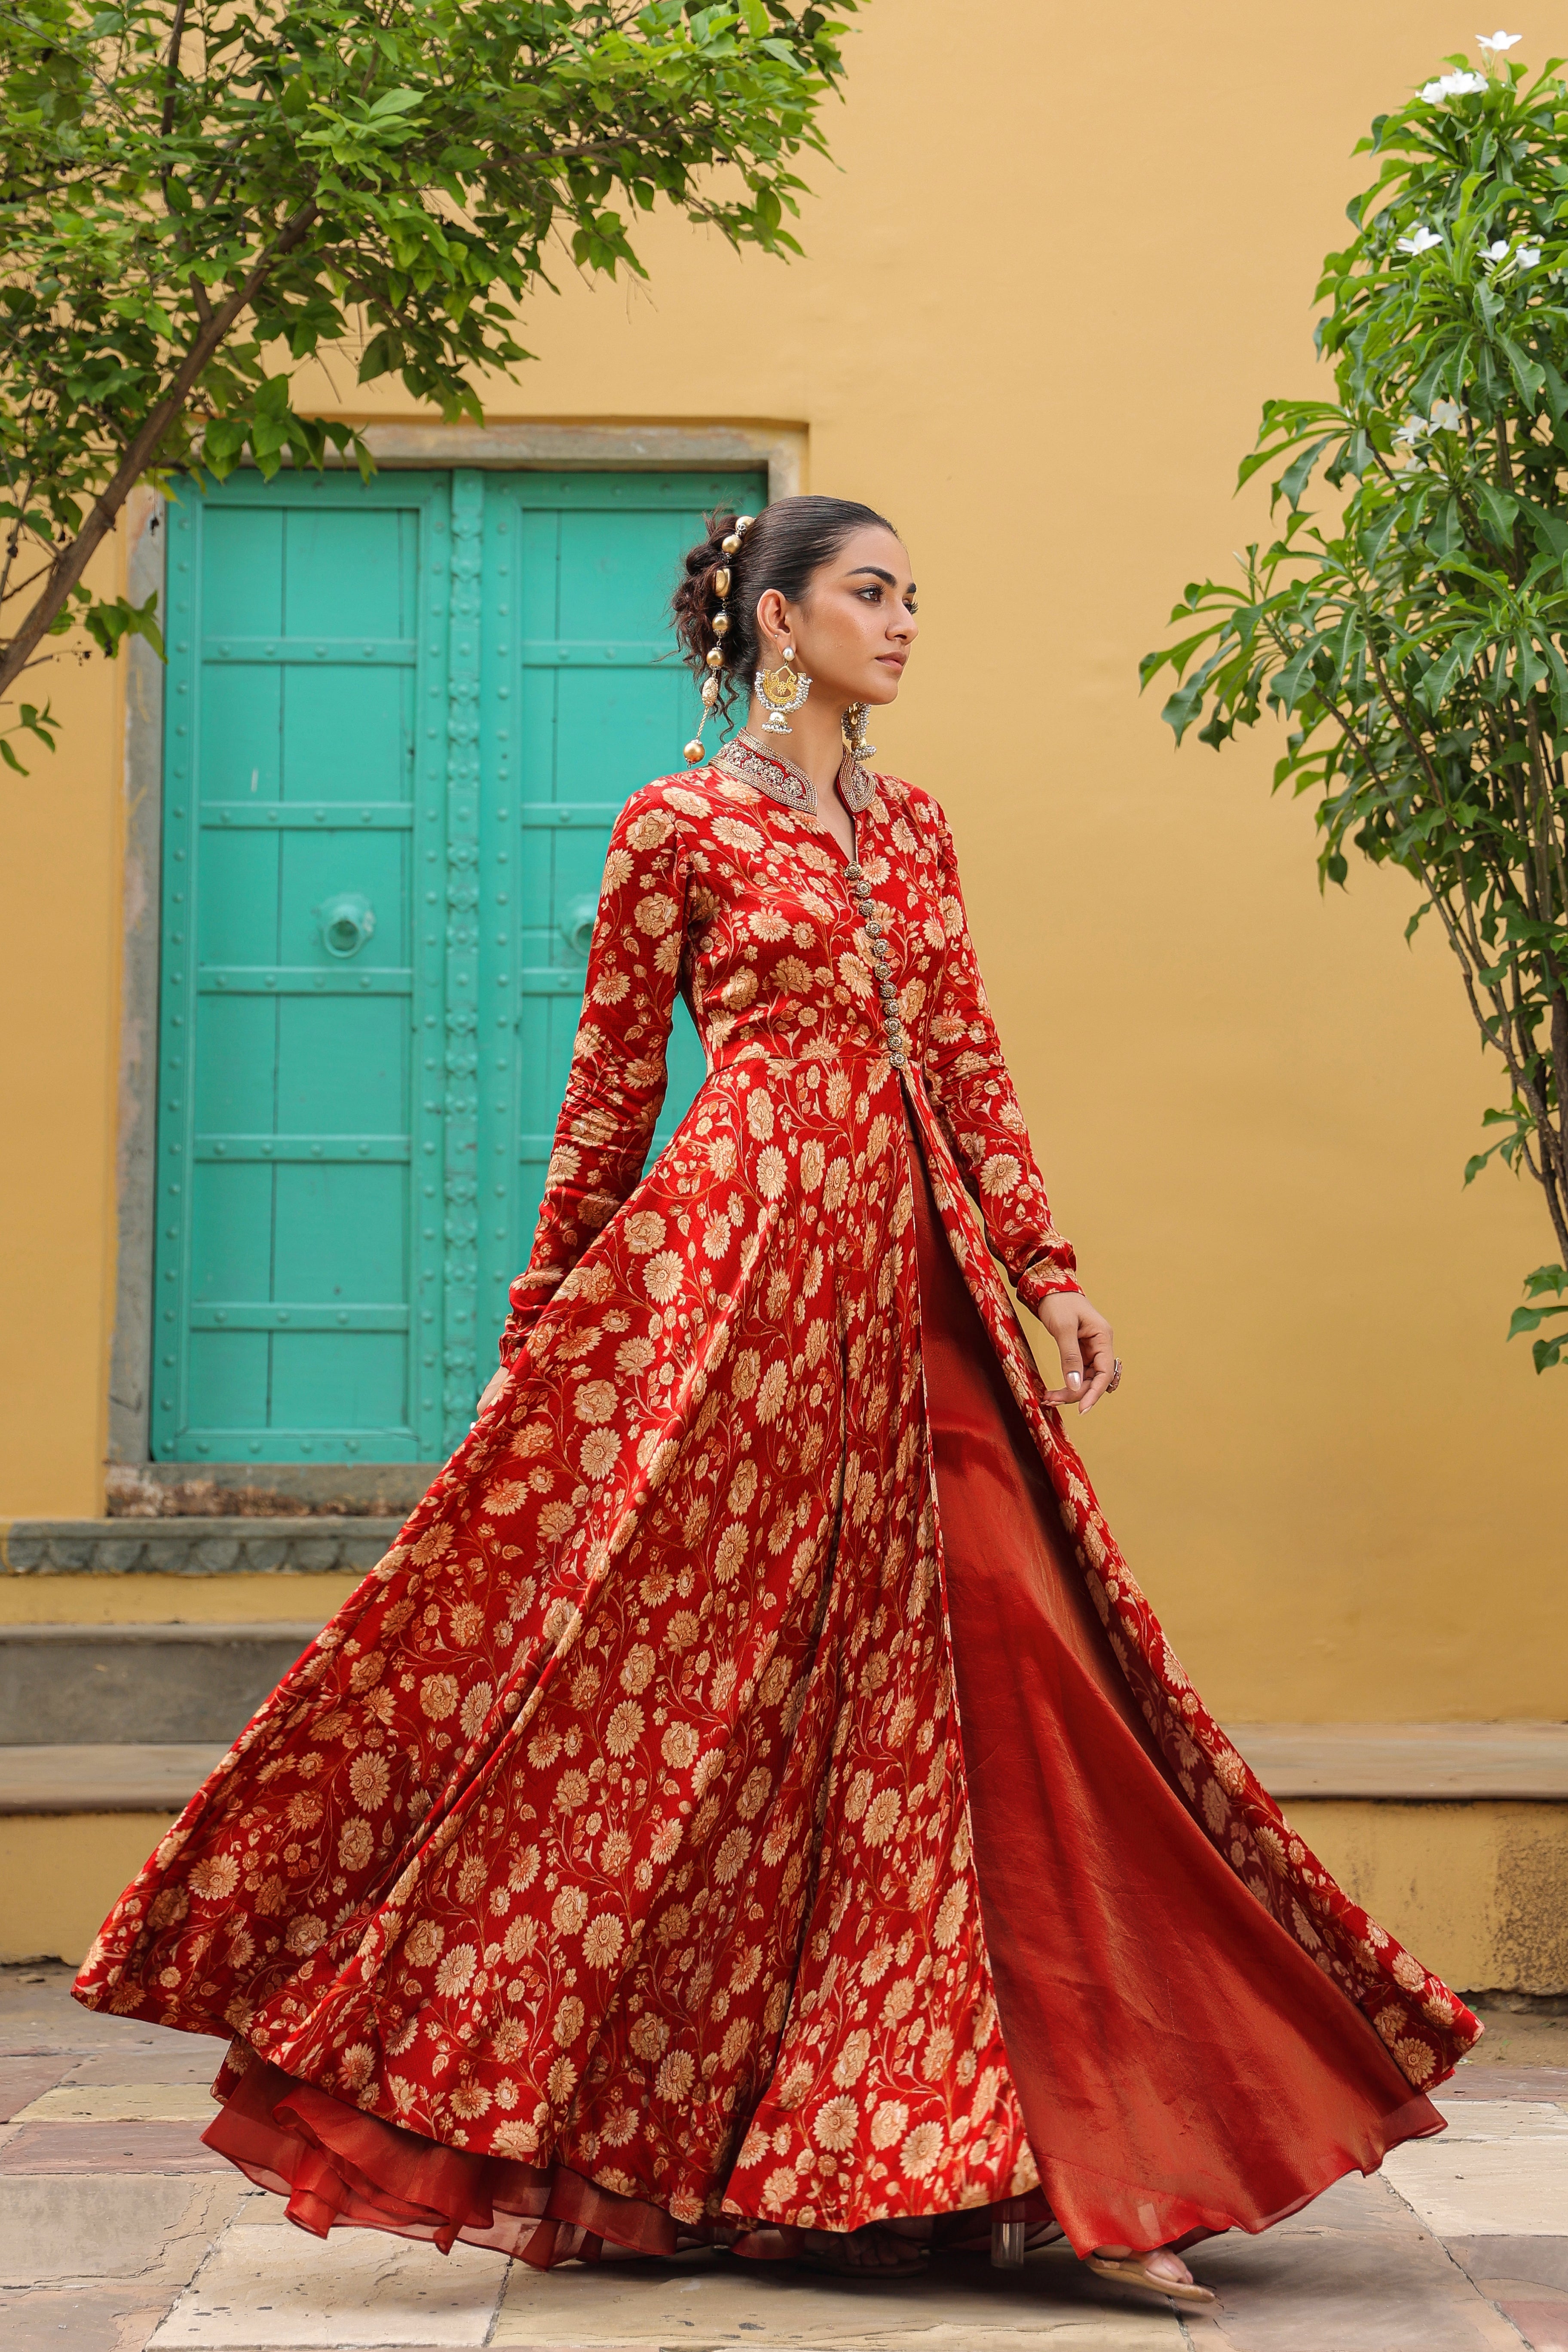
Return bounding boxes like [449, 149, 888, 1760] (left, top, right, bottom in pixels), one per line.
[74, 495, 1476, 2311]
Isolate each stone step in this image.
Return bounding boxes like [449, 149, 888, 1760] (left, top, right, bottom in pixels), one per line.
[3, 1726, 1567, 1819]
[0, 1516, 403, 1578]
[0, 1623, 324, 1745]
[0, 1743, 224, 1813]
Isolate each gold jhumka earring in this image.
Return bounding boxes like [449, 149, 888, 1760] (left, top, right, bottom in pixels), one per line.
[842, 701, 876, 761]
[754, 640, 812, 735]
[684, 515, 754, 766]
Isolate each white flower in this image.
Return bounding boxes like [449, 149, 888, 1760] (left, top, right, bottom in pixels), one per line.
[1476, 30, 1522, 51]
[1394, 416, 1428, 444]
[1397, 224, 1442, 255]
[1485, 237, 1544, 276]
[1421, 69, 1488, 99]
[1429, 398, 1464, 431]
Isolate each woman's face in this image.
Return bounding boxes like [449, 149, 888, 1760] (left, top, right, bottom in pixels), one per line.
[756, 527, 919, 709]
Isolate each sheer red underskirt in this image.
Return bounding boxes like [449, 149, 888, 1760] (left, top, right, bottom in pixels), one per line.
[202, 1097, 1443, 2262]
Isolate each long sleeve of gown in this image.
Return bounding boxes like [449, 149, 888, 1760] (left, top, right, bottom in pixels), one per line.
[498, 789, 691, 1362]
[914, 791, 1083, 1312]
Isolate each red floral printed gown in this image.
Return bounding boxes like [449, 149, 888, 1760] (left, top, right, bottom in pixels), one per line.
[75, 737, 1477, 2267]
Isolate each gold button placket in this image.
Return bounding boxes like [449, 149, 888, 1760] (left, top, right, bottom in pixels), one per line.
[845, 857, 909, 1073]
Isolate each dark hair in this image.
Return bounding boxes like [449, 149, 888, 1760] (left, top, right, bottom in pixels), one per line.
[671, 493, 897, 719]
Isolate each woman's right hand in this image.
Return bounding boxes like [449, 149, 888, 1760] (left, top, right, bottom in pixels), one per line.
[1035, 1288, 1118, 1415]
[472, 1363, 511, 1425]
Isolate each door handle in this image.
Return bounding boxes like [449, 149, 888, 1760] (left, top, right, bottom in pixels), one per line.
[560, 894, 599, 959]
[317, 891, 377, 959]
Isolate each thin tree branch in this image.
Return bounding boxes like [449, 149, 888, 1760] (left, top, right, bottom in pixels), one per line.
[159, 0, 190, 142]
[0, 195, 320, 697]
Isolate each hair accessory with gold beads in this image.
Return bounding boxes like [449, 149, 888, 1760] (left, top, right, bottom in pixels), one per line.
[684, 514, 755, 765]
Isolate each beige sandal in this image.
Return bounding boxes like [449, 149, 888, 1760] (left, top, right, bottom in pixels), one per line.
[1085, 2251, 1217, 2306]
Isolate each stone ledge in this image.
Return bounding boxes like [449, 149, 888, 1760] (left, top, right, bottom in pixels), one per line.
[0, 1744, 225, 1813]
[6, 1730, 1568, 1818]
[106, 1461, 438, 1516]
[1232, 1722, 1568, 1801]
[0, 1519, 404, 1576]
[2, 1621, 328, 1645]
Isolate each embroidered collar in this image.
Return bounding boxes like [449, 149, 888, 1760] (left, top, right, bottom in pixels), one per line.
[713, 731, 876, 816]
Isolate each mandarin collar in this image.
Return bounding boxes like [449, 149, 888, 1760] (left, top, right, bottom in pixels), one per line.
[711, 731, 877, 816]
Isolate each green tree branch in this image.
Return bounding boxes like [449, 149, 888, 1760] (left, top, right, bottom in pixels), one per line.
[1140, 43, 1568, 1366]
[0, 0, 861, 747]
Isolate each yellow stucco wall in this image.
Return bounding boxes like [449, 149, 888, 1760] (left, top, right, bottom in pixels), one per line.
[0, 1813, 179, 1968]
[3, 0, 1564, 1723]
[1289, 1801, 1568, 1998]
[7, 1799, 1562, 1988]
[0, 534, 125, 1521]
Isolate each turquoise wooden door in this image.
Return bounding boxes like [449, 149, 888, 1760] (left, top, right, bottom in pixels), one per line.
[475, 470, 765, 1370]
[154, 464, 763, 1462]
[155, 472, 449, 1463]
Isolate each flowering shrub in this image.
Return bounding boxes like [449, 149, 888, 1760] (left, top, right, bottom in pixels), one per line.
[1143, 34, 1568, 1370]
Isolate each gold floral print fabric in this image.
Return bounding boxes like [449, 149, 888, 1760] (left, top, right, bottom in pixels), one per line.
[74, 764, 1476, 2247]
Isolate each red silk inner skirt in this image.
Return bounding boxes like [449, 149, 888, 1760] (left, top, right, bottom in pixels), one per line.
[202, 1099, 1441, 2259]
[901, 1108, 1442, 2250]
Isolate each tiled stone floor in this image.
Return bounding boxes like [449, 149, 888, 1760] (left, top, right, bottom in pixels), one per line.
[3, 1963, 1565, 2352]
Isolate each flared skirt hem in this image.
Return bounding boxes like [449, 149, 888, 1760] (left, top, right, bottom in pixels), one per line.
[199, 2042, 1442, 2266]
[203, 2052, 1066, 2262]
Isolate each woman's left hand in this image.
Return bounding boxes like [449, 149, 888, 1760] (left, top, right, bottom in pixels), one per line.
[1034, 1291, 1119, 1415]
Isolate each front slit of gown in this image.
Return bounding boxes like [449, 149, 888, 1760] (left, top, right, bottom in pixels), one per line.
[199, 1088, 1449, 2267]
[897, 1098, 1445, 2254]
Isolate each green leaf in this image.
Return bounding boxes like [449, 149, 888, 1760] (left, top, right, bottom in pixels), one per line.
[1500, 333, 1546, 407]
[81, 589, 163, 662]
[1159, 679, 1210, 743]
[1425, 496, 1466, 562]
[1526, 501, 1568, 559]
[1326, 426, 1375, 486]
[1473, 481, 1520, 547]
[1277, 435, 1334, 511]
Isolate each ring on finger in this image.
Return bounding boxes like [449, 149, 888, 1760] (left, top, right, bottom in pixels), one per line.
[1106, 1358, 1124, 1393]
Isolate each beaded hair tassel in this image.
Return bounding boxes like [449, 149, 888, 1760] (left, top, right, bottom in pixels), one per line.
[684, 514, 754, 766]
